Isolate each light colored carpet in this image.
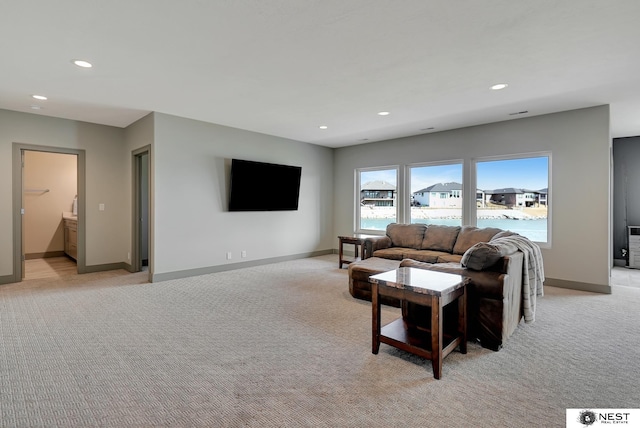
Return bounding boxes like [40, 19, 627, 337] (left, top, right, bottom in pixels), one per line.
[1, 255, 639, 427]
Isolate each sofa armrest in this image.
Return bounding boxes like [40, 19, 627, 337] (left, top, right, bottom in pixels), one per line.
[362, 236, 392, 259]
[489, 254, 515, 274]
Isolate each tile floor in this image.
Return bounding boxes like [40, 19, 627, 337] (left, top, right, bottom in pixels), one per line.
[610, 266, 640, 289]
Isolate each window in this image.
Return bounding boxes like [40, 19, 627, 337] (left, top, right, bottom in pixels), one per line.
[475, 154, 550, 243]
[356, 167, 398, 232]
[409, 162, 463, 226]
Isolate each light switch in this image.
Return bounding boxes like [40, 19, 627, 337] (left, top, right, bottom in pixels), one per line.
[99, 203, 105, 211]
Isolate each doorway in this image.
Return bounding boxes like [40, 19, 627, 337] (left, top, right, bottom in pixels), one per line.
[12, 143, 86, 283]
[132, 146, 151, 281]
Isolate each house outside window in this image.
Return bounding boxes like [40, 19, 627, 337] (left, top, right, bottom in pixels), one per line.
[409, 162, 463, 226]
[475, 154, 550, 244]
[356, 155, 549, 242]
[357, 167, 398, 232]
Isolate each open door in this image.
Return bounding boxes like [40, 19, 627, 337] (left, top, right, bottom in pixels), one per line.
[12, 143, 85, 283]
[20, 150, 25, 279]
[132, 146, 151, 280]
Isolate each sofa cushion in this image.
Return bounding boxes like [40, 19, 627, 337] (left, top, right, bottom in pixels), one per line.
[373, 247, 410, 260]
[420, 225, 461, 252]
[461, 242, 503, 270]
[452, 226, 503, 255]
[386, 223, 427, 249]
[461, 237, 521, 270]
[402, 249, 449, 263]
[436, 253, 463, 264]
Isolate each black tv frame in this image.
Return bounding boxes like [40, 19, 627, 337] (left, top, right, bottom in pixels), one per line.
[228, 159, 302, 211]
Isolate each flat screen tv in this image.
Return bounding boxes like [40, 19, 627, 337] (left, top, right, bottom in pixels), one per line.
[228, 159, 302, 211]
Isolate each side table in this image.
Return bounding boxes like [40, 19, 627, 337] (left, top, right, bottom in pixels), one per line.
[369, 267, 469, 379]
[338, 235, 368, 268]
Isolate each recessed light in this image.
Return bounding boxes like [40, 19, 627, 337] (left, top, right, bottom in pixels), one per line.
[30, 105, 43, 110]
[32, 95, 47, 100]
[319, 125, 328, 129]
[72, 59, 93, 68]
[420, 127, 435, 131]
[491, 83, 508, 90]
[377, 111, 390, 116]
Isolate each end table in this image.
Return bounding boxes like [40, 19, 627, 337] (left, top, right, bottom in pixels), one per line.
[338, 235, 368, 268]
[369, 267, 469, 379]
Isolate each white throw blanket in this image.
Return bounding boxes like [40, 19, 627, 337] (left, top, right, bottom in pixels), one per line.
[492, 234, 545, 323]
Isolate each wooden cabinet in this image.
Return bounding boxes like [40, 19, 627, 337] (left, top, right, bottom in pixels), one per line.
[64, 218, 78, 260]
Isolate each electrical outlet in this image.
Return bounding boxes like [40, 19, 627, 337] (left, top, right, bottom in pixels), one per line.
[127, 252, 131, 260]
[241, 250, 247, 258]
[226, 252, 232, 260]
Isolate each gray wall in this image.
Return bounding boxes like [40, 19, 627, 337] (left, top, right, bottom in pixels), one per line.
[1, 109, 334, 283]
[151, 113, 334, 280]
[0, 105, 614, 290]
[334, 106, 612, 292]
[613, 136, 640, 264]
[123, 113, 155, 275]
[0, 109, 128, 280]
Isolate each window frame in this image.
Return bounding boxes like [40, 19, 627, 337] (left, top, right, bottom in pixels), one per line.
[355, 165, 400, 234]
[406, 160, 464, 226]
[472, 152, 551, 248]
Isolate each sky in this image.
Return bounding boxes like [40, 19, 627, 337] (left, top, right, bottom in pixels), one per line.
[361, 156, 549, 192]
[476, 157, 548, 190]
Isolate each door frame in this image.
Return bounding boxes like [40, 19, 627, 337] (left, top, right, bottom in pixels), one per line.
[12, 143, 86, 282]
[131, 145, 152, 281]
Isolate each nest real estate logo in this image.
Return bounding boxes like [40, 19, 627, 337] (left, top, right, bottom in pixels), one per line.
[566, 409, 638, 427]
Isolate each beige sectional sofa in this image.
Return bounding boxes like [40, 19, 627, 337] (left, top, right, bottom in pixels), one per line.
[348, 223, 536, 351]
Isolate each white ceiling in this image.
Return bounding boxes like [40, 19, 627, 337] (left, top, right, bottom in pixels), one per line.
[2, 1, 640, 148]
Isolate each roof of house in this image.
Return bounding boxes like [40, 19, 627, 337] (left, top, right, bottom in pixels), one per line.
[485, 187, 547, 194]
[361, 180, 396, 191]
[414, 182, 462, 194]
[486, 188, 524, 194]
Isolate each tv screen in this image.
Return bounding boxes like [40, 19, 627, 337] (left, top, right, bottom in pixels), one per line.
[229, 159, 302, 211]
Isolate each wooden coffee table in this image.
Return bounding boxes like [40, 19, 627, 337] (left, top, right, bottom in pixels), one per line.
[369, 267, 469, 379]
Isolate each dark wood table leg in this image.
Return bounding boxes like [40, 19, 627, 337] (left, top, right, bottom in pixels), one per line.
[372, 282, 381, 354]
[430, 295, 443, 379]
[458, 287, 467, 354]
[338, 237, 344, 268]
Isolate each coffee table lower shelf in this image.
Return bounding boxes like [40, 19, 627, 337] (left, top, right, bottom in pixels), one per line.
[380, 318, 462, 361]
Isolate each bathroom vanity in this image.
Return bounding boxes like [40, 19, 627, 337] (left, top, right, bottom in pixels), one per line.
[62, 213, 77, 260]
